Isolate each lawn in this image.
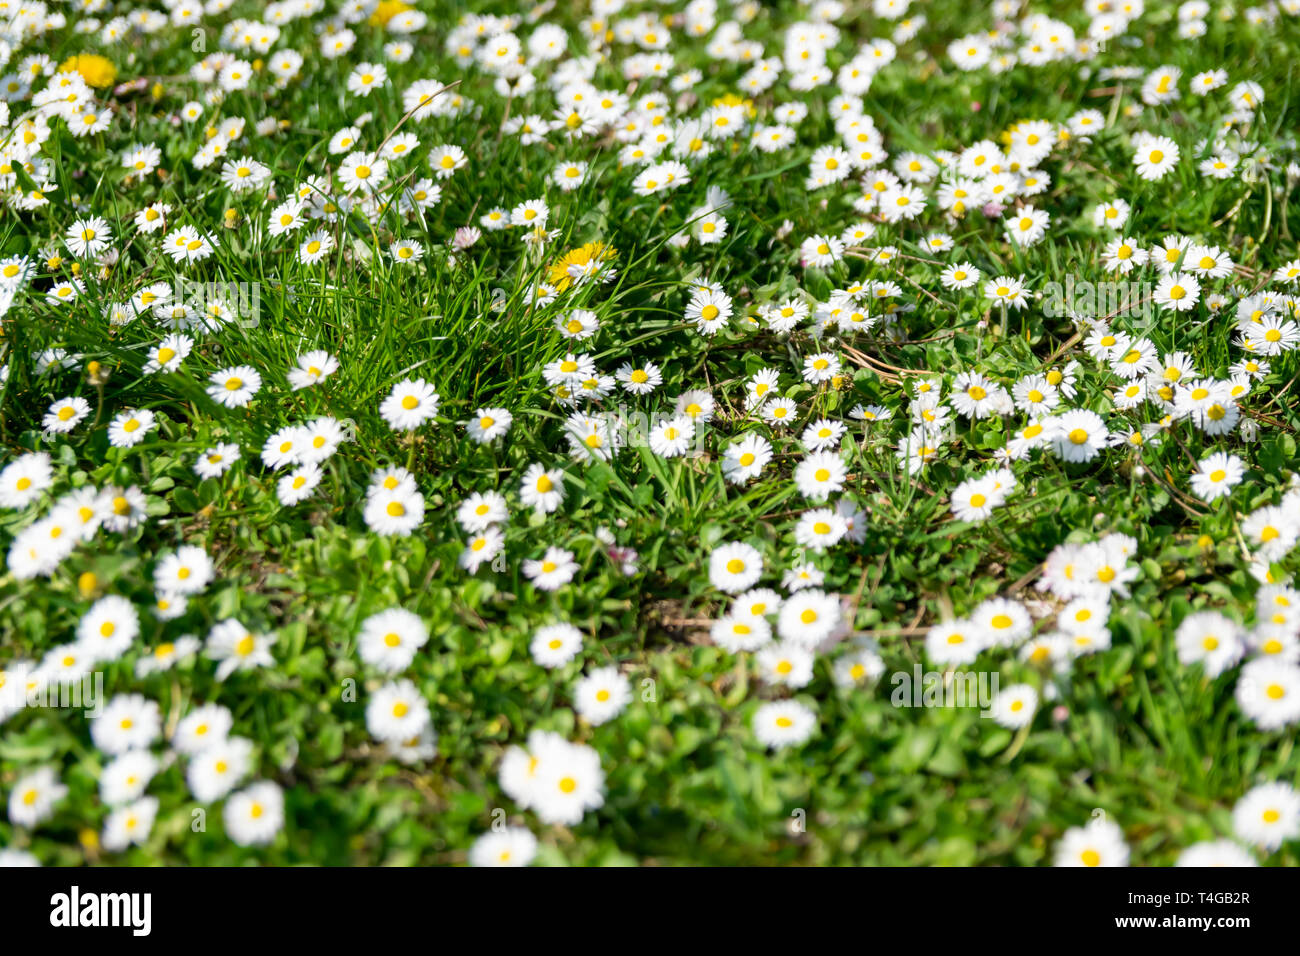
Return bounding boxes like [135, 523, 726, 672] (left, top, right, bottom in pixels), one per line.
[1, 0, 1299, 866]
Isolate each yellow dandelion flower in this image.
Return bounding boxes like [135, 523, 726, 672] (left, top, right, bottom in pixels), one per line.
[369, 0, 412, 26]
[546, 241, 617, 292]
[58, 54, 117, 89]
[712, 92, 758, 119]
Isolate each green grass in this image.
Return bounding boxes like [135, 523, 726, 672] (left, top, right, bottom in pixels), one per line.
[1, 0, 1299, 865]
